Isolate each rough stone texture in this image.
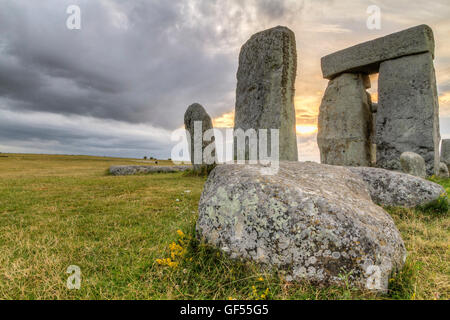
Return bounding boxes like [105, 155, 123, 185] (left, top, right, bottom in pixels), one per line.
[349, 167, 445, 208]
[321, 25, 435, 79]
[317, 73, 373, 166]
[234, 26, 298, 161]
[184, 103, 216, 172]
[438, 162, 449, 178]
[376, 52, 440, 176]
[400, 152, 427, 178]
[441, 139, 450, 170]
[109, 165, 191, 176]
[197, 162, 406, 292]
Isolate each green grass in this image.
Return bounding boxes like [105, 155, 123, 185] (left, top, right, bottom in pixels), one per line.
[0, 154, 448, 299]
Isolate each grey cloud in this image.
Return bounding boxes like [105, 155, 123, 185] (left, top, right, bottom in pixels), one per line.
[0, 108, 174, 158]
[0, 0, 240, 129]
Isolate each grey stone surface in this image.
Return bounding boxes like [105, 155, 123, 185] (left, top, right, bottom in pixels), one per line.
[184, 103, 216, 172]
[438, 162, 449, 178]
[376, 52, 440, 176]
[317, 73, 373, 166]
[321, 25, 435, 79]
[109, 165, 191, 176]
[234, 26, 298, 161]
[441, 139, 450, 169]
[349, 167, 445, 208]
[197, 162, 406, 292]
[400, 152, 426, 178]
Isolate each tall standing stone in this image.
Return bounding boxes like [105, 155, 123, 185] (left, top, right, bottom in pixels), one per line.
[184, 103, 216, 173]
[234, 26, 298, 161]
[376, 52, 440, 176]
[317, 73, 373, 166]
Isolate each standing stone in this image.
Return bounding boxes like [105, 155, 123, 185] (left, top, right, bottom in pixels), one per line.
[438, 162, 449, 178]
[400, 151, 426, 178]
[234, 26, 298, 161]
[184, 103, 216, 173]
[318, 73, 373, 166]
[376, 52, 440, 176]
[441, 139, 450, 170]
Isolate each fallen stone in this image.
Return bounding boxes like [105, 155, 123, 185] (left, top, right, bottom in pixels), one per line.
[197, 162, 406, 292]
[321, 25, 435, 79]
[376, 52, 440, 176]
[109, 165, 191, 176]
[349, 167, 445, 207]
[400, 152, 426, 178]
[438, 162, 449, 178]
[441, 139, 450, 170]
[234, 26, 298, 161]
[184, 103, 217, 173]
[317, 73, 373, 166]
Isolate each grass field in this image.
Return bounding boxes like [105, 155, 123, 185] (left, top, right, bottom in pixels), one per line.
[0, 153, 448, 300]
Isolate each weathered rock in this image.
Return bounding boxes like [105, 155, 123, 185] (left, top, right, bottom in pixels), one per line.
[441, 139, 450, 170]
[234, 26, 298, 161]
[438, 162, 449, 178]
[321, 25, 435, 79]
[349, 167, 445, 207]
[197, 162, 406, 292]
[317, 73, 373, 166]
[400, 152, 427, 178]
[109, 165, 191, 176]
[376, 52, 440, 176]
[184, 103, 217, 172]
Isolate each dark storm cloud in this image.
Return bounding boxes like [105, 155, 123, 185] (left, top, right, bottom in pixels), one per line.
[0, 0, 307, 158]
[0, 0, 240, 129]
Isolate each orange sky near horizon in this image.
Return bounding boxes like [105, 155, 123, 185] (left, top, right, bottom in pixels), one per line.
[210, 3, 450, 162]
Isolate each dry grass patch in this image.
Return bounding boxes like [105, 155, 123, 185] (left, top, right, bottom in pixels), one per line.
[0, 153, 448, 299]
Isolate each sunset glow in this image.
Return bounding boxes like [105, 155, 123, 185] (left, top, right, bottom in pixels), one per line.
[296, 125, 318, 135]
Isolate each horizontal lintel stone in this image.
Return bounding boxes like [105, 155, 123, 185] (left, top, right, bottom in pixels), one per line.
[321, 24, 435, 79]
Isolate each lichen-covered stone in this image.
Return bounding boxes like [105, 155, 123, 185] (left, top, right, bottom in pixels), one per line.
[400, 152, 426, 178]
[109, 165, 191, 176]
[234, 26, 298, 161]
[197, 162, 406, 292]
[438, 162, 449, 178]
[184, 103, 216, 172]
[376, 52, 440, 176]
[349, 167, 445, 207]
[317, 73, 373, 166]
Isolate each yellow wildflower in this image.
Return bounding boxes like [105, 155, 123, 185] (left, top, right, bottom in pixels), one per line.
[177, 229, 185, 238]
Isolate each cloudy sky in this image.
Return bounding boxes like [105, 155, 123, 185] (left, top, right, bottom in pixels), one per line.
[1, 0, 450, 161]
